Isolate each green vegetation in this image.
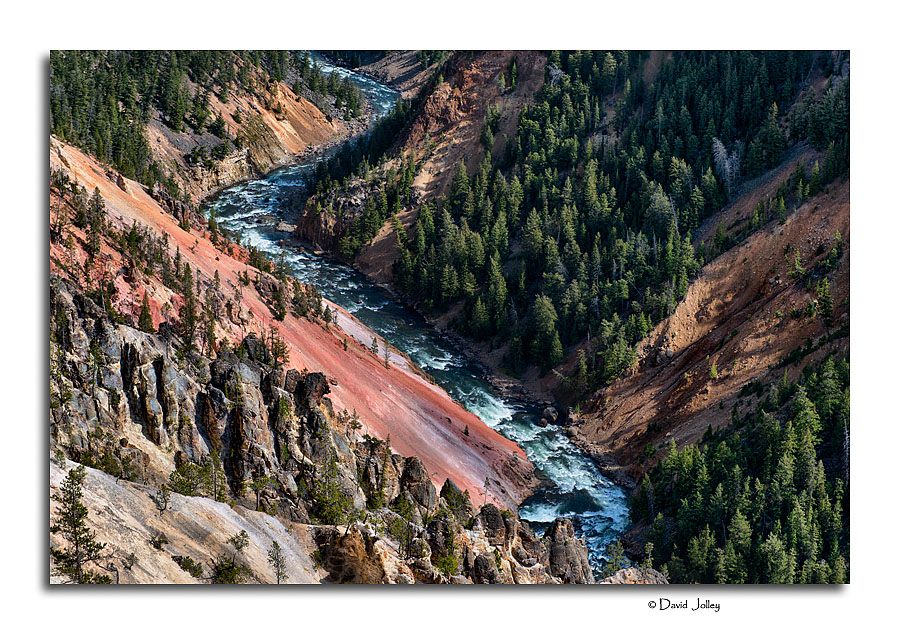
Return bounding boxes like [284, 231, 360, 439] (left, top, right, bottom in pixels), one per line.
[249, 474, 272, 511]
[268, 541, 288, 584]
[631, 354, 849, 583]
[173, 554, 204, 578]
[168, 449, 229, 502]
[382, 51, 848, 388]
[601, 539, 628, 578]
[50, 51, 364, 194]
[310, 449, 355, 525]
[150, 532, 169, 550]
[169, 461, 203, 496]
[386, 494, 419, 559]
[210, 553, 250, 584]
[416, 51, 450, 70]
[51, 465, 111, 583]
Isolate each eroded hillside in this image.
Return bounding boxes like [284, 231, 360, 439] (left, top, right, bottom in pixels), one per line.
[50, 138, 533, 508]
[571, 162, 849, 485]
[148, 77, 347, 203]
[49, 136, 607, 584]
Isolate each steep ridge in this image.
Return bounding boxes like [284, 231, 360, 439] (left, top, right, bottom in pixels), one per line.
[49, 270, 596, 584]
[148, 77, 347, 204]
[571, 164, 850, 485]
[356, 51, 546, 285]
[50, 138, 533, 508]
[356, 51, 438, 100]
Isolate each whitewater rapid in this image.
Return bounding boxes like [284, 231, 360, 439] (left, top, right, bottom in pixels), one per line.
[205, 52, 630, 575]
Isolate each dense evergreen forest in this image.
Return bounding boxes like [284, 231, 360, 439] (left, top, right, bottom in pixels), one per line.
[49, 50, 364, 194]
[377, 51, 850, 389]
[298, 55, 450, 238]
[629, 353, 850, 583]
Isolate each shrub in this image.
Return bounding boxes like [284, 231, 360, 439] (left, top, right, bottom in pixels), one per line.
[210, 553, 249, 584]
[150, 532, 169, 550]
[173, 555, 204, 578]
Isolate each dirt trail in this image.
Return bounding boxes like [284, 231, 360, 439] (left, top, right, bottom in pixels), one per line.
[50, 139, 535, 509]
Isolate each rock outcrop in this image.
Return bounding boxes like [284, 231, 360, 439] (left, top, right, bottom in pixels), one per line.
[50, 274, 595, 584]
[50, 137, 536, 514]
[597, 567, 669, 584]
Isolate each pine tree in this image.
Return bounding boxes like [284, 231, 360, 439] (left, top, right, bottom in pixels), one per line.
[792, 385, 823, 441]
[601, 539, 627, 578]
[760, 533, 795, 583]
[816, 278, 833, 328]
[448, 162, 470, 216]
[51, 465, 110, 583]
[138, 291, 154, 332]
[470, 296, 489, 338]
[531, 294, 563, 372]
[268, 541, 287, 584]
[249, 474, 271, 511]
[169, 461, 203, 496]
[763, 103, 786, 166]
[180, 266, 198, 350]
[485, 256, 508, 327]
[311, 449, 353, 525]
[201, 449, 229, 503]
[85, 188, 105, 259]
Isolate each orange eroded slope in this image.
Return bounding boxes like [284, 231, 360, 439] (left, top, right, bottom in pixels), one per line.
[50, 138, 535, 508]
[575, 175, 850, 485]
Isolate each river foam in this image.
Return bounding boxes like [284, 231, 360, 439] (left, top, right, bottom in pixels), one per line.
[204, 52, 629, 577]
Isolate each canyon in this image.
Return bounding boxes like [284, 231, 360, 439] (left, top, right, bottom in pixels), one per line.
[49, 49, 849, 585]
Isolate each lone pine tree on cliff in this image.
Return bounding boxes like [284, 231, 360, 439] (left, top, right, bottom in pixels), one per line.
[138, 291, 154, 333]
[51, 465, 110, 583]
[268, 541, 287, 584]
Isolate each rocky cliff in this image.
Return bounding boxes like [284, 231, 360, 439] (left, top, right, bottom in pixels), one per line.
[50, 275, 594, 584]
[51, 138, 533, 509]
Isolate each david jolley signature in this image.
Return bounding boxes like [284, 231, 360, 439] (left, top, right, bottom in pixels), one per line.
[647, 598, 721, 612]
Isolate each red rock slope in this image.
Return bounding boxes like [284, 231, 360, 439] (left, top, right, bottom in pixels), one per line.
[50, 138, 535, 509]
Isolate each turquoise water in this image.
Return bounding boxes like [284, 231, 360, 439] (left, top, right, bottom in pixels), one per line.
[205, 53, 629, 575]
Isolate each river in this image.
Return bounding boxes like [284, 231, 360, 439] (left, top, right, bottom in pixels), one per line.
[204, 53, 629, 576]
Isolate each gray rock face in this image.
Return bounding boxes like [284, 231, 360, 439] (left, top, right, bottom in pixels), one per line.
[544, 518, 595, 584]
[476, 504, 507, 546]
[50, 274, 599, 585]
[512, 522, 545, 566]
[542, 406, 559, 425]
[399, 456, 438, 515]
[598, 567, 669, 584]
[50, 276, 358, 520]
[472, 552, 502, 584]
[426, 517, 456, 561]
